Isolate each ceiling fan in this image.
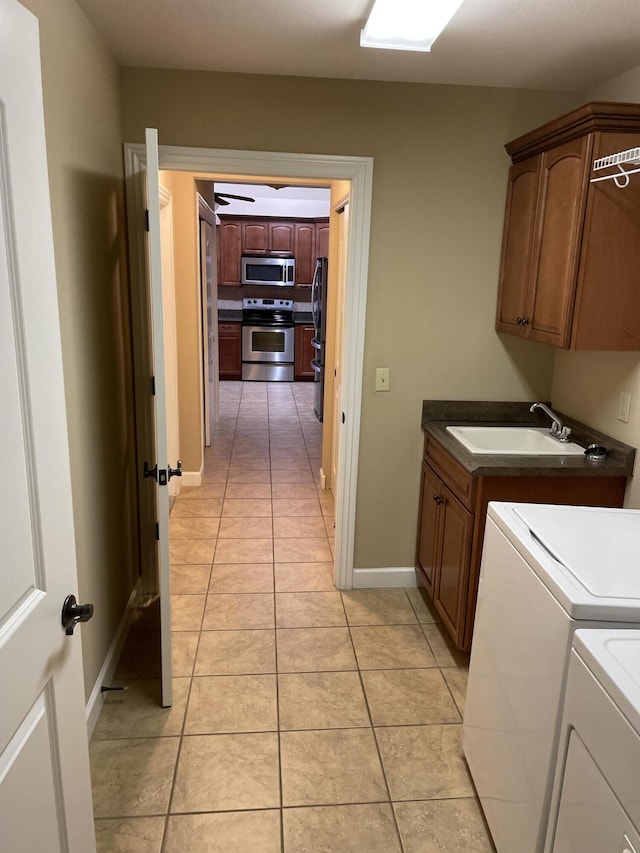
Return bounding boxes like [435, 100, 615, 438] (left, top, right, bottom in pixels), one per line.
[213, 191, 255, 206]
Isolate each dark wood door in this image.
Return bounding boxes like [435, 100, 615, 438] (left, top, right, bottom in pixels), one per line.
[316, 221, 330, 259]
[527, 136, 590, 347]
[269, 222, 295, 253]
[219, 221, 241, 286]
[495, 155, 541, 335]
[218, 322, 241, 379]
[572, 130, 640, 350]
[295, 223, 316, 287]
[242, 222, 269, 253]
[433, 485, 473, 647]
[416, 463, 441, 597]
[294, 325, 316, 380]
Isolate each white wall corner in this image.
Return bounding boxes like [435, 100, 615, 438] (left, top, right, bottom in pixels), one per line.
[85, 583, 141, 737]
[352, 567, 417, 589]
[181, 467, 203, 487]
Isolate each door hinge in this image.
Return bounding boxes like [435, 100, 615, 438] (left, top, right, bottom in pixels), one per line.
[151, 375, 156, 396]
[145, 209, 150, 231]
[155, 521, 160, 541]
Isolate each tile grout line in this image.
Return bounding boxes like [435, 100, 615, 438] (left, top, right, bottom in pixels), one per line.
[339, 590, 407, 853]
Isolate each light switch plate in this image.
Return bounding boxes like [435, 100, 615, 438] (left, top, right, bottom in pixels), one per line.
[375, 368, 390, 392]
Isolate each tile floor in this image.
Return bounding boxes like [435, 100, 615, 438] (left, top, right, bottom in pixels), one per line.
[90, 381, 494, 852]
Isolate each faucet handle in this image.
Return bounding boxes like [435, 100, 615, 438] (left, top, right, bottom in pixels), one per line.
[559, 426, 572, 442]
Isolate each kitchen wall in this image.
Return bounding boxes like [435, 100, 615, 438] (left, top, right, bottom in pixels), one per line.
[120, 68, 581, 570]
[21, 0, 138, 700]
[551, 69, 640, 508]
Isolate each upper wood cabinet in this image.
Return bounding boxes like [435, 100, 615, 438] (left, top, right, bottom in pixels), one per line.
[496, 102, 640, 350]
[218, 220, 242, 286]
[294, 223, 316, 287]
[218, 215, 329, 289]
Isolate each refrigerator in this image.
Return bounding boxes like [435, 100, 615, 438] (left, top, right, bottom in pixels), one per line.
[311, 257, 328, 422]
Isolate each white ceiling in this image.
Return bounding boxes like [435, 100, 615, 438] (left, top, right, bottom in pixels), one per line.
[74, 0, 640, 92]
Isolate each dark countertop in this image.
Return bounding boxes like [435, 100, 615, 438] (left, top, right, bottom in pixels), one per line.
[294, 312, 313, 324]
[421, 400, 636, 477]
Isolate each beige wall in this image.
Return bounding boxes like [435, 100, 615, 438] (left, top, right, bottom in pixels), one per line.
[120, 68, 581, 569]
[21, 0, 137, 699]
[551, 70, 640, 508]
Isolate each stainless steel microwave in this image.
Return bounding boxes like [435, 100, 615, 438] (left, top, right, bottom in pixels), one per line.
[241, 255, 295, 286]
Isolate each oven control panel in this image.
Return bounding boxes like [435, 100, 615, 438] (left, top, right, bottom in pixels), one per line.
[243, 297, 294, 311]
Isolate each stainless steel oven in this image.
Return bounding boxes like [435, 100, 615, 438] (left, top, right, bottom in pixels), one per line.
[241, 297, 295, 381]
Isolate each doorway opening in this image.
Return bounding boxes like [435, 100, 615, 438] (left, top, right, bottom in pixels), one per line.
[125, 142, 373, 592]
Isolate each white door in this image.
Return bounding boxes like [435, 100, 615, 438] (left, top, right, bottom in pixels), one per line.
[144, 130, 173, 707]
[331, 202, 349, 496]
[199, 206, 218, 445]
[0, 2, 96, 850]
[124, 131, 174, 708]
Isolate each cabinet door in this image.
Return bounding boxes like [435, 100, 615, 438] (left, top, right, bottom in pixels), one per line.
[269, 222, 295, 253]
[495, 155, 541, 335]
[571, 130, 640, 350]
[219, 221, 241, 285]
[433, 485, 473, 647]
[527, 136, 591, 347]
[242, 221, 269, 253]
[316, 220, 330, 259]
[416, 463, 442, 597]
[218, 322, 242, 379]
[294, 325, 316, 379]
[294, 223, 316, 287]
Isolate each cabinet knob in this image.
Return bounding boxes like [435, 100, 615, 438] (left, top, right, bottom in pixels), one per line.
[517, 316, 530, 326]
[433, 495, 444, 505]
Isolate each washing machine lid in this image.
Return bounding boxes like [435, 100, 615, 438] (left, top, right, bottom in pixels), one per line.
[574, 629, 640, 736]
[489, 503, 640, 619]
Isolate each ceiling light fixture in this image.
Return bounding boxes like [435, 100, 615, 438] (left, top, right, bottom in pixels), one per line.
[360, 0, 464, 52]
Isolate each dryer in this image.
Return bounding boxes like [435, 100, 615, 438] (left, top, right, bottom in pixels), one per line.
[462, 503, 640, 853]
[545, 629, 640, 853]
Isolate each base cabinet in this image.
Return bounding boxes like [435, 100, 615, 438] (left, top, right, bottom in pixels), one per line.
[416, 434, 627, 651]
[294, 325, 315, 380]
[218, 322, 241, 379]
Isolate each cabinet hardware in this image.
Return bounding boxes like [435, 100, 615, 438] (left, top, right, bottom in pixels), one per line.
[433, 495, 444, 505]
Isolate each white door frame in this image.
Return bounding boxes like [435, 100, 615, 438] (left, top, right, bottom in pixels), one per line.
[124, 143, 373, 590]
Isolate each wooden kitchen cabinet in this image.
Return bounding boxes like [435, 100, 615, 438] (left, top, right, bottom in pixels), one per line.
[218, 322, 242, 379]
[218, 215, 330, 289]
[496, 102, 640, 350]
[416, 433, 627, 650]
[218, 220, 242, 286]
[316, 221, 330, 260]
[294, 223, 316, 287]
[241, 220, 294, 254]
[294, 324, 315, 380]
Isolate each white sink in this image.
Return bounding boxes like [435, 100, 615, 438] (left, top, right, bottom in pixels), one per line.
[445, 425, 585, 456]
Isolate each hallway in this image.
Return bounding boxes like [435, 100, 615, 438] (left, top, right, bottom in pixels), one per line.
[89, 382, 489, 852]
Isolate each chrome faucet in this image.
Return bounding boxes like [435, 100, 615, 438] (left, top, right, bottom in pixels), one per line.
[530, 403, 572, 442]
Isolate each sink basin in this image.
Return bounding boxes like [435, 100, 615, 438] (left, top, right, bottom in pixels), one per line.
[445, 425, 585, 456]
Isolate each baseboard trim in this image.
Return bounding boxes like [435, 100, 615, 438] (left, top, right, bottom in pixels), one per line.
[182, 469, 202, 487]
[351, 567, 417, 589]
[85, 583, 140, 737]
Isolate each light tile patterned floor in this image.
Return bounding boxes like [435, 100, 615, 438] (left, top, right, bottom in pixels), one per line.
[91, 381, 493, 852]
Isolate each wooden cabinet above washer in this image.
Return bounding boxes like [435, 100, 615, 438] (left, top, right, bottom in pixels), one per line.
[496, 102, 640, 350]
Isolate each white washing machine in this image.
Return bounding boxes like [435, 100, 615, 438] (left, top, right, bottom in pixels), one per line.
[544, 629, 640, 853]
[462, 503, 640, 853]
